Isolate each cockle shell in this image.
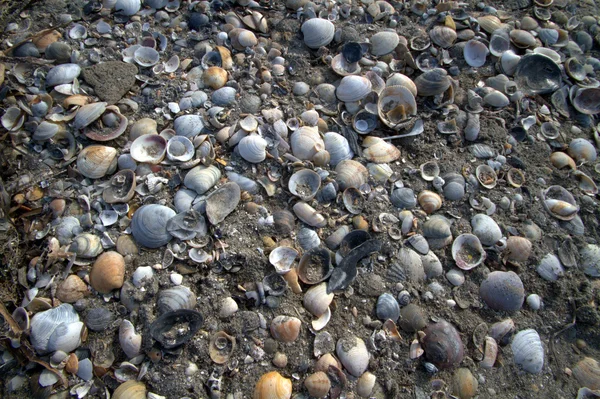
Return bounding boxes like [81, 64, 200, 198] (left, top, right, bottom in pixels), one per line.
[301, 18, 335, 49]
[89, 251, 125, 293]
[253, 371, 292, 399]
[238, 134, 268, 163]
[336, 76, 372, 102]
[270, 315, 301, 343]
[77, 145, 118, 179]
[336, 335, 369, 377]
[511, 329, 544, 374]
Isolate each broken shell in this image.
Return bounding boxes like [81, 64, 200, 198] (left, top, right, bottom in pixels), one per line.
[420, 161, 440, 181]
[253, 371, 292, 399]
[511, 329, 544, 374]
[324, 132, 353, 166]
[269, 247, 299, 274]
[336, 76, 372, 103]
[481, 336, 498, 369]
[304, 371, 331, 398]
[343, 187, 364, 215]
[572, 357, 600, 390]
[572, 88, 600, 115]
[69, 233, 103, 258]
[119, 320, 142, 359]
[184, 165, 221, 195]
[209, 331, 236, 364]
[298, 247, 333, 285]
[422, 320, 464, 369]
[336, 335, 369, 377]
[89, 251, 125, 294]
[417, 190, 442, 214]
[362, 137, 401, 163]
[452, 234, 486, 270]
[514, 54, 561, 95]
[291, 126, 325, 161]
[30, 304, 83, 354]
[166, 136, 194, 162]
[505, 236, 532, 263]
[289, 169, 321, 201]
[103, 169, 136, 204]
[149, 309, 203, 348]
[303, 282, 334, 317]
[238, 134, 268, 163]
[113, 381, 147, 399]
[475, 164, 497, 189]
[480, 271, 524, 312]
[301, 18, 335, 49]
[131, 204, 176, 248]
[270, 315, 301, 343]
[77, 145, 118, 179]
[568, 138, 597, 163]
[205, 182, 241, 224]
[130, 134, 167, 164]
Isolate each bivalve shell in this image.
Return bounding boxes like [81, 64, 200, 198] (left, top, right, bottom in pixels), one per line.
[335, 160, 368, 190]
[303, 282, 333, 317]
[362, 137, 401, 163]
[119, 320, 142, 359]
[417, 190, 442, 214]
[77, 145, 117, 179]
[46, 64, 81, 87]
[288, 169, 321, 201]
[429, 25, 457, 48]
[89, 251, 125, 294]
[304, 372, 330, 398]
[184, 165, 222, 195]
[580, 245, 600, 277]
[511, 329, 544, 374]
[301, 18, 335, 49]
[377, 85, 417, 128]
[291, 126, 325, 161]
[131, 204, 176, 248]
[115, 0, 141, 15]
[293, 202, 326, 228]
[113, 381, 147, 399]
[480, 271, 524, 312]
[452, 234, 486, 270]
[572, 357, 600, 390]
[324, 132, 353, 166]
[371, 31, 400, 56]
[253, 371, 292, 399]
[336, 76, 372, 102]
[270, 315, 301, 343]
[130, 134, 167, 164]
[30, 304, 82, 354]
[239, 134, 268, 163]
[536, 254, 564, 281]
[336, 335, 369, 377]
[471, 214, 502, 246]
[422, 320, 464, 369]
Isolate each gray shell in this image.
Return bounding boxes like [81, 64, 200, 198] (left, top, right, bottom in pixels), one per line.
[157, 286, 197, 315]
[511, 329, 544, 374]
[580, 244, 600, 277]
[46, 64, 81, 87]
[390, 187, 416, 209]
[226, 172, 258, 194]
[173, 188, 205, 213]
[212, 87, 237, 106]
[336, 336, 369, 377]
[184, 165, 221, 195]
[297, 227, 321, 251]
[174, 115, 205, 138]
[376, 293, 400, 322]
[30, 304, 82, 354]
[85, 308, 114, 332]
[471, 214, 502, 246]
[115, 0, 141, 15]
[131, 204, 176, 248]
[324, 133, 353, 166]
[479, 271, 524, 312]
[536, 254, 564, 281]
[167, 210, 207, 240]
[301, 18, 335, 49]
[388, 247, 425, 283]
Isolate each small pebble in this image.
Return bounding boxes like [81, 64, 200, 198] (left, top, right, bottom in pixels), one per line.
[185, 362, 199, 376]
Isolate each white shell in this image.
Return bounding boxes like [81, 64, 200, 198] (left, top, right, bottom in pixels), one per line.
[46, 64, 81, 87]
[119, 320, 142, 359]
[130, 135, 167, 164]
[290, 126, 325, 161]
[269, 247, 298, 274]
[303, 282, 333, 317]
[371, 31, 400, 56]
[115, 0, 141, 15]
[166, 136, 195, 162]
[471, 214, 502, 246]
[511, 329, 544, 374]
[536, 253, 564, 281]
[134, 46, 160, 67]
[324, 132, 353, 166]
[336, 336, 369, 377]
[464, 40, 489, 67]
[184, 165, 221, 195]
[293, 202, 326, 228]
[301, 18, 335, 49]
[30, 304, 82, 354]
[580, 244, 600, 277]
[238, 134, 267, 163]
[174, 115, 205, 138]
[336, 76, 372, 102]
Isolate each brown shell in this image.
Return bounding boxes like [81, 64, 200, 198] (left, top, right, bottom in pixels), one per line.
[209, 331, 236, 364]
[253, 371, 292, 399]
[417, 190, 443, 214]
[77, 145, 118, 179]
[572, 357, 600, 390]
[56, 275, 88, 303]
[505, 236, 532, 263]
[304, 371, 331, 398]
[113, 381, 147, 399]
[204, 66, 228, 90]
[89, 251, 125, 294]
[452, 368, 478, 398]
[270, 315, 301, 343]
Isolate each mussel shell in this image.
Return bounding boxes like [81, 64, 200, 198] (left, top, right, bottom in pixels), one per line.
[149, 309, 203, 349]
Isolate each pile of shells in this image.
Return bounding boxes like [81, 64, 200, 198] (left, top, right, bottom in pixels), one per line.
[0, 0, 599, 398]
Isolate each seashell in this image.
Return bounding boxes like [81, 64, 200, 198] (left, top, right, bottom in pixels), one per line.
[301, 18, 335, 49]
[565, 57, 587, 82]
[112, 381, 147, 399]
[288, 169, 321, 201]
[489, 29, 511, 57]
[336, 76, 372, 103]
[46, 63, 81, 87]
[85, 106, 127, 142]
[540, 185, 579, 221]
[335, 160, 368, 190]
[484, 90, 509, 108]
[550, 152, 577, 171]
[499, 50, 521, 76]
[388, 247, 425, 283]
[119, 320, 142, 359]
[56, 275, 88, 303]
[480, 336, 499, 369]
[357, 372, 376, 398]
[572, 88, 600, 115]
[505, 236, 532, 263]
[371, 31, 400, 56]
[157, 286, 196, 314]
[273, 210, 295, 235]
[324, 133, 353, 166]
[219, 297, 239, 319]
[89, 251, 125, 294]
[475, 164, 497, 189]
[377, 85, 417, 129]
[471, 214, 502, 246]
[115, 0, 141, 15]
[269, 246, 298, 274]
[166, 136, 194, 163]
[527, 294, 542, 310]
[446, 268, 465, 287]
[580, 245, 600, 277]
[297, 228, 321, 251]
[77, 145, 117, 179]
[509, 29, 536, 48]
[204, 66, 228, 89]
[291, 126, 325, 161]
[212, 86, 237, 106]
[452, 234, 486, 270]
[423, 215, 452, 249]
[149, 309, 203, 349]
[45, 42, 71, 63]
[30, 304, 82, 354]
[70, 233, 103, 258]
[103, 169, 136, 204]
[368, 163, 393, 183]
[298, 247, 333, 285]
[1, 107, 26, 131]
[376, 293, 400, 322]
[227, 172, 258, 194]
[514, 54, 561, 95]
[572, 357, 600, 390]
[174, 115, 204, 138]
[421, 250, 442, 279]
[336, 336, 369, 377]
[85, 308, 114, 332]
[209, 331, 235, 364]
[304, 371, 331, 398]
[568, 138, 597, 163]
[429, 25, 457, 48]
[131, 204, 176, 248]
[415, 68, 451, 97]
[184, 165, 221, 195]
[407, 235, 429, 256]
[205, 182, 241, 225]
[511, 329, 544, 374]
[390, 187, 416, 209]
[229, 28, 258, 50]
[13, 42, 40, 58]
[166, 209, 207, 240]
[342, 187, 363, 215]
[270, 315, 301, 343]
[238, 134, 268, 164]
[418, 190, 442, 214]
[422, 320, 464, 369]
[480, 271, 524, 312]
[303, 282, 333, 317]
[536, 254, 564, 281]
[253, 371, 292, 399]
[478, 15, 503, 34]
[133, 46, 159, 67]
[293, 202, 326, 228]
[362, 137, 401, 163]
[130, 134, 167, 164]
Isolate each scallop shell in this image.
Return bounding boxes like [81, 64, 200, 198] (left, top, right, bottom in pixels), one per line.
[131, 204, 176, 248]
[301, 18, 335, 49]
[511, 329, 544, 374]
[77, 145, 118, 179]
[184, 165, 222, 195]
[336, 335, 369, 377]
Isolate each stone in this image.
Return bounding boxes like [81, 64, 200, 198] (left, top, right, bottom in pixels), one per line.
[82, 61, 138, 104]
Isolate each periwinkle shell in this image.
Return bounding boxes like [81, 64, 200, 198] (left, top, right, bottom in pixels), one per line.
[422, 320, 464, 369]
[479, 271, 524, 313]
[511, 329, 544, 374]
[131, 204, 176, 248]
[376, 293, 400, 322]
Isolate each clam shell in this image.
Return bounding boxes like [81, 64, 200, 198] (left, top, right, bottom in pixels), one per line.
[480, 271, 524, 312]
[422, 320, 464, 369]
[572, 88, 600, 115]
[371, 31, 400, 56]
[77, 145, 118, 179]
[73, 102, 107, 130]
[417, 190, 442, 214]
[514, 54, 561, 95]
[293, 202, 326, 228]
[30, 304, 81, 354]
[205, 182, 241, 225]
[157, 286, 197, 314]
[103, 169, 136, 203]
[46, 63, 81, 87]
[303, 282, 333, 317]
[536, 254, 564, 281]
[298, 247, 333, 285]
[324, 132, 353, 166]
[270, 315, 301, 342]
[133, 46, 159, 67]
[209, 331, 235, 364]
[253, 371, 292, 399]
[378, 85, 417, 128]
[572, 357, 600, 390]
[269, 246, 298, 274]
[452, 234, 486, 270]
[113, 381, 146, 399]
[336, 336, 369, 377]
[166, 135, 195, 162]
[568, 138, 597, 163]
[505, 236, 532, 263]
[362, 137, 401, 163]
[390, 187, 416, 209]
[119, 320, 142, 359]
[414, 68, 451, 97]
[471, 214, 502, 246]
[69, 233, 103, 258]
[301, 18, 335, 49]
[478, 15, 503, 34]
[288, 169, 321, 201]
[174, 115, 205, 138]
[184, 165, 221, 195]
[429, 25, 457, 48]
[297, 227, 321, 251]
[376, 293, 400, 322]
[149, 309, 203, 349]
[130, 135, 167, 164]
[304, 371, 331, 398]
[131, 204, 176, 248]
[580, 244, 600, 277]
[511, 329, 544, 374]
[90, 251, 125, 293]
[476, 164, 497, 189]
[336, 76, 372, 102]
[238, 134, 268, 163]
[291, 126, 325, 161]
[230, 28, 258, 50]
[115, 0, 141, 15]
[85, 308, 114, 332]
[335, 160, 368, 190]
